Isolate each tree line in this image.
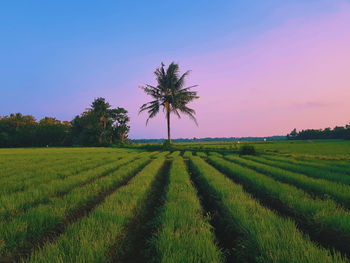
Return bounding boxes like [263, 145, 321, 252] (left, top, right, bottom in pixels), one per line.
[0, 98, 130, 147]
[287, 124, 350, 140]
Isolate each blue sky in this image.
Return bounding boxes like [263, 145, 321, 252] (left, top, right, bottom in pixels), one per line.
[1, 0, 349, 138]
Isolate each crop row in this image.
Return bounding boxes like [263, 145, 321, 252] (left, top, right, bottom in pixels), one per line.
[189, 155, 347, 263]
[263, 154, 350, 175]
[150, 157, 223, 263]
[0, 155, 120, 195]
[244, 155, 350, 185]
[0, 157, 79, 180]
[2, 150, 348, 262]
[168, 151, 181, 158]
[0, 157, 151, 261]
[0, 148, 137, 179]
[225, 155, 350, 209]
[208, 155, 350, 255]
[0, 153, 141, 222]
[23, 157, 165, 263]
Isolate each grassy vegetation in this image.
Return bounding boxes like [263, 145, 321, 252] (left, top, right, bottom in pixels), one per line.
[24, 157, 165, 263]
[250, 140, 350, 157]
[195, 151, 207, 158]
[208, 155, 350, 255]
[0, 156, 150, 261]
[0, 153, 140, 222]
[225, 155, 350, 209]
[190, 155, 347, 263]
[244, 155, 350, 185]
[150, 157, 223, 263]
[0, 155, 121, 195]
[263, 154, 350, 175]
[168, 151, 181, 158]
[135, 139, 350, 159]
[182, 151, 192, 158]
[0, 141, 349, 262]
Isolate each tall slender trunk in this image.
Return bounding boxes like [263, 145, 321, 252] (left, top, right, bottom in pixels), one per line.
[166, 107, 171, 143]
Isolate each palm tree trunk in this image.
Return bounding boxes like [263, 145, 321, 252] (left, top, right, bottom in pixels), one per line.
[166, 108, 171, 143]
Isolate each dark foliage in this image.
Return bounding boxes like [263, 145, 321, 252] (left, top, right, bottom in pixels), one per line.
[0, 98, 130, 147]
[0, 114, 71, 147]
[287, 124, 350, 140]
[139, 62, 199, 143]
[162, 140, 173, 150]
[239, 145, 256, 155]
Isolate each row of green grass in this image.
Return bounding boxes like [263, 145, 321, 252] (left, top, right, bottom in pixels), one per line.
[150, 157, 223, 263]
[0, 149, 125, 178]
[23, 157, 165, 263]
[168, 151, 181, 158]
[264, 154, 350, 175]
[0, 157, 151, 260]
[208, 156, 350, 254]
[195, 152, 207, 158]
[244, 155, 350, 185]
[225, 155, 350, 209]
[0, 156, 81, 180]
[189, 155, 348, 263]
[183, 151, 192, 158]
[0, 156, 117, 195]
[0, 153, 140, 222]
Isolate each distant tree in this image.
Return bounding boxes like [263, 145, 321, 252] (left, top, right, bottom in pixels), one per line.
[88, 97, 112, 144]
[71, 98, 130, 146]
[0, 113, 37, 146]
[287, 128, 298, 140]
[345, 124, 350, 140]
[139, 62, 199, 143]
[110, 107, 130, 143]
[36, 117, 71, 146]
[0, 98, 130, 147]
[287, 124, 350, 140]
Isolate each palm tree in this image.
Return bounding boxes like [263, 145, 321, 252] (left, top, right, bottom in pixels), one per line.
[139, 62, 199, 143]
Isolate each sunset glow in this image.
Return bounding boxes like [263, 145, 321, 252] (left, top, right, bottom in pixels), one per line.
[1, 0, 349, 139]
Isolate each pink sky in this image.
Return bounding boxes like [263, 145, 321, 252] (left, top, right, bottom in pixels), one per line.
[127, 2, 350, 138]
[23, 1, 349, 139]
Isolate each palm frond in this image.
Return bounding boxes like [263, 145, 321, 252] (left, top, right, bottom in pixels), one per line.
[139, 100, 160, 125]
[139, 62, 199, 130]
[176, 70, 191, 90]
[178, 105, 198, 126]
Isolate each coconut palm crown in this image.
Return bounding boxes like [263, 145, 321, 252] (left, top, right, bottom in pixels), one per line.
[139, 62, 199, 143]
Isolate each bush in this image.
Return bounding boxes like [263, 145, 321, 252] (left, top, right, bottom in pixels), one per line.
[162, 140, 172, 150]
[239, 145, 256, 155]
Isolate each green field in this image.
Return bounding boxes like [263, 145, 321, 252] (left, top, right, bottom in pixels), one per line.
[0, 141, 350, 263]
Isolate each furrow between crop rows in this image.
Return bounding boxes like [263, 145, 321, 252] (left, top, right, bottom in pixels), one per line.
[0, 156, 120, 195]
[23, 157, 165, 263]
[225, 155, 350, 209]
[148, 157, 223, 263]
[207, 155, 350, 258]
[189, 155, 348, 263]
[244, 155, 350, 185]
[109, 158, 171, 263]
[263, 154, 350, 176]
[0, 154, 140, 222]
[0, 157, 151, 262]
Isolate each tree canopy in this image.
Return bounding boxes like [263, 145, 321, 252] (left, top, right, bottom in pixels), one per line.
[287, 124, 350, 140]
[139, 62, 199, 142]
[0, 98, 130, 147]
[71, 97, 130, 146]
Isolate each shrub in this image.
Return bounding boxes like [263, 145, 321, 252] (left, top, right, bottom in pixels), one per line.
[239, 145, 256, 155]
[162, 140, 172, 150]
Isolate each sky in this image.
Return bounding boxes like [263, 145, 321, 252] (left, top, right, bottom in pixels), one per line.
[0, 0, 349, 139]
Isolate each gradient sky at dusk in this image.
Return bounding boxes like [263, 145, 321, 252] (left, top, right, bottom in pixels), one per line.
[1, 0, 349, 139]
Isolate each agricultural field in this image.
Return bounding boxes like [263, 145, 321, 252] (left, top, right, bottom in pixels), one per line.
[0, 141, 350, 263]
[140, 139, 350, 159]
